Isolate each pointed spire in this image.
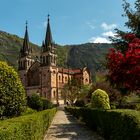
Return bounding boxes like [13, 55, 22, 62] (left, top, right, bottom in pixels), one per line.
[45, 14, 53, 49]
[42, 41, 45, 52]
[21, 21, 31, 57]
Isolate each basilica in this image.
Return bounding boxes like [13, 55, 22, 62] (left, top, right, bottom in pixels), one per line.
[18, 16, 91, 104]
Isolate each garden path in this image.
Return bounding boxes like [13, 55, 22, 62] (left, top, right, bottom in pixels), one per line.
[44, 106, 104, 140]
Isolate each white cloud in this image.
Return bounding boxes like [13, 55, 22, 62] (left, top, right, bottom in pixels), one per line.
[102, 31, 116, 37]
[89, 37, 111, 43]
[87, 22, 95, 29]
[101, 22, 117, 30]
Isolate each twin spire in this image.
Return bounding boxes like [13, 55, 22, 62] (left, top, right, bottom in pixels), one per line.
[45, 14, 53, 48]
[20, 21, 31, 57]
[20, 15, 53, 57]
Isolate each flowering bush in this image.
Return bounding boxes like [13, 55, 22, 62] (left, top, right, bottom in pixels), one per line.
[107, 33, 140, 93]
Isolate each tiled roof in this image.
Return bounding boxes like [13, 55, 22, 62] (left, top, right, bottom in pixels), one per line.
[58, 68, 82, 74]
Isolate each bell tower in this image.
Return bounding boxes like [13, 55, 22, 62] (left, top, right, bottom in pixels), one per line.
[41, 15, 57, 66]
[40, 15, 58, 102]
[18, 21, 34, 87]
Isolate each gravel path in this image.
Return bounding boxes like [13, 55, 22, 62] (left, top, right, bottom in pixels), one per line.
[44, 107, 104, 140]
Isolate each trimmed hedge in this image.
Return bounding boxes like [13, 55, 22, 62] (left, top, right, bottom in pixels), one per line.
[65, 107, 140, 140]
[21, 107, 37, 116]
[0, 108, 56, 140]
[91, 89, 110, 109]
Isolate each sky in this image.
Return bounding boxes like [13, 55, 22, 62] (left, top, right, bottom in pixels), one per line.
[0, 0, 135, 45]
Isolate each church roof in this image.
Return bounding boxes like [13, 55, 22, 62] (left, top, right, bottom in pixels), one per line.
[58, 68, 82, 74]
[58, 67, 90, 75]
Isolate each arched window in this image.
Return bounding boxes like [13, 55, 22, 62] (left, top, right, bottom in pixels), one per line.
[53, 91, 56, 98]
[44, 92, 46, 98]
[24, 60, 26, 68]
[85, 78, 88, 82]
[65, 77, 68, 82]
[59, 75, 61, 81]
[43, 56, 45, 63]
[28, 60, 29, 66]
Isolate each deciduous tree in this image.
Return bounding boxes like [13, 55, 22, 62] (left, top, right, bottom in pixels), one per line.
[107, 33, 140, 94]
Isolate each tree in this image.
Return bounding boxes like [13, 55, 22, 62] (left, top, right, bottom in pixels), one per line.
[122, 0, 140, 33]
[78, 85, 91, 102]
[110, 0, 140, 54]
[107, 33, 140, 94]
[62, 79, 81, 106]
[108, 0, 140, 95]
[0, 61, 26, 119]
[74, 84, 91, 107]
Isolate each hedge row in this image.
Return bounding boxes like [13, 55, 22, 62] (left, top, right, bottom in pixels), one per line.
[65, 107, 140, 140]
[0, 108, 56, 140]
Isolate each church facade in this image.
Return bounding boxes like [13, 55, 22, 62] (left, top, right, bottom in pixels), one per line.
[18, 16, 91, 104]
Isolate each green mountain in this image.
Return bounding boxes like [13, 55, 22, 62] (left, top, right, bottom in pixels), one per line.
[0, 31, 113, 80]
[0, 31, 40, 68]
[66, 43, 113, 80]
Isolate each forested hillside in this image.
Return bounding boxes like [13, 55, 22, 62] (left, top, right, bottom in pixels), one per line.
[0, 31, 40, 68]
[66, 43, 113, 80]
[0, 30, 113, 80]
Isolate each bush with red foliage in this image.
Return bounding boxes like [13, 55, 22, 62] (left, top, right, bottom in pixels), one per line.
[107, 33, 140, 93]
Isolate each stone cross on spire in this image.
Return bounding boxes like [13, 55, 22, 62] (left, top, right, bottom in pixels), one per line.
[48, 14, 50, 22]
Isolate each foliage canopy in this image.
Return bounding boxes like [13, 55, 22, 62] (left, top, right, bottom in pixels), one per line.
[0, 61, 26, 119]
[107, 33, 140, 94]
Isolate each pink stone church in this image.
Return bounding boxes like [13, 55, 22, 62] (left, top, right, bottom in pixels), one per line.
[18, 16, 91, 104]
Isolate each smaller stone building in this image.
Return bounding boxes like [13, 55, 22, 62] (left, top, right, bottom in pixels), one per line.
[18, 16, 91, 104]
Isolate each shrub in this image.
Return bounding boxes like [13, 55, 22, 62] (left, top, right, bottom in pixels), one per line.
[91, 89, 110, 109]
[65, 107, 140, 140]
[135, 103, 140, 111]
[0, 108, 56, 140]
[74, 100, 85, 107]
[27, 94, 55, 111]
[41, 98, 54, 110]
[110, 103, 116, 109]
[0, 61, 26, 119]
[91, 81, 121, 103]
[27, 94, 43, 111]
